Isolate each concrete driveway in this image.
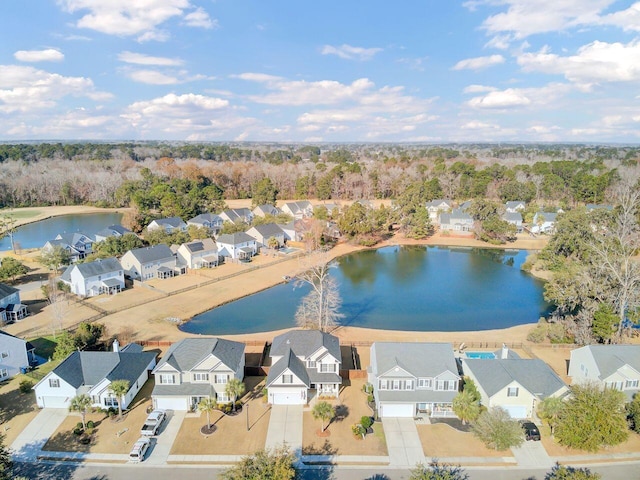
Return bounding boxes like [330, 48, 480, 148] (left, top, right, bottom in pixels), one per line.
[11, 408, 68, 461]
[381, 417, 425, 467]
[265, 405, 302, 456]
[511, 439, 553, 468]
[144, 410, 185, 465]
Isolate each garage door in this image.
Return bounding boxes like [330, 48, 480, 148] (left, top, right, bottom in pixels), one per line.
[503, 405, 527, 419]
[271, 392, 305, 405]
[381, 403, 414, 417]
[41, 396, 69, 408]
[154, 397, 187, 411]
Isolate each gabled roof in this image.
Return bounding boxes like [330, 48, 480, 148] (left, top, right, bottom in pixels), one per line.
[266, 347, 310, 387]
[580, 345, 640, 379]
[586, 204, 613, 212]
[125, 244, 175, 264]
[426, 199, 452, 208]
[0, 329, 33, 350]
[216, 232, 255, 245]
[63, 257, 122, 279]
[505, 201, 525, 209]
[43, 349, 155, 389]
[54, 232, 94, 246]
[371, 342, 458, 379]
[271, 330, 341, 363]
[95, 225, 132, 238]
[503, 212, 523, 222]
[533, 212, 558, 222]
[181, 238, 217, 253]
[282, 201, 312, 213]
[250, 223, 284, 238]
[464, 358, 566, 398]
[151, 217, 186, 228]
[253, 204, 280, 215]
[188, 213, 223, 224]
[155, 338, 245, 373]
[220, 209, 252, 223]
[0, 283, 19, 299]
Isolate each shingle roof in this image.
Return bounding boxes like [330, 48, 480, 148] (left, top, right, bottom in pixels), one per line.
[55, 232, 94, 245]
[69, 257, 122, 278]
[127, 244, 174, 264]
[0, 283, 19, 299]
[155, 338, 245, 372]
[267, 347, 310, 387]
[503, 212, 523, 223]
[534, 212, 558, 222]
[505, 201, 525, 209]
[426, 199, 452, 208]
[271, 330, 341, 362]
[95, 225, 131, 238]
[216, 232, 255, 245]
[372, 342, 458, 379]
[152, 217, 186, 228]
[584, 345, 640, 378]
[251, 223, 284, 238]
[188, 213, 222, 225]
[182, 238, 217, 253]
[463, 358, 566, 398]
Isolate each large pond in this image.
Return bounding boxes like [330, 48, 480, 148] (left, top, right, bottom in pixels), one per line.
[181, 246, 551, 335]
[0, 213, 124, 251]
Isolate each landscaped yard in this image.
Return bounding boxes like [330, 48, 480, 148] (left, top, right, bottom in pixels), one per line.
[540, 426, 640, 458]
[302, 378, 387, 457]
[169, 376, 271, 456]
[42, 378, 154, 454]
[417, 423, 514, 460]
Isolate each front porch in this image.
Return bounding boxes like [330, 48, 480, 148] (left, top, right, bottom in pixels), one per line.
[415, 402, 456, 419]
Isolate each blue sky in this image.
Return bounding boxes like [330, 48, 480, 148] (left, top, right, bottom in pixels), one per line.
[1, 0, 639, 143]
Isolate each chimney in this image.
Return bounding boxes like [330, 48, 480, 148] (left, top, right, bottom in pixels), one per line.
[501, 343, 508, 359]
[113, 339, 120, 352]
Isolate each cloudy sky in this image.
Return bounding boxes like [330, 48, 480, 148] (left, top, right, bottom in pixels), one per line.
[1, 1, 639, 143]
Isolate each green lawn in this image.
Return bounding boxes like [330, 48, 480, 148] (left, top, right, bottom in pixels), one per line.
[28, 335, 58, 360]
[1, 209, 42, 220]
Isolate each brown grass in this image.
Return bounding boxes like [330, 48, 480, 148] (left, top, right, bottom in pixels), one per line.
[0, 375, 40, 446]
[541, 427, 640, 457]
[417, 423, 513, 458]
[529, 345, 572, 383]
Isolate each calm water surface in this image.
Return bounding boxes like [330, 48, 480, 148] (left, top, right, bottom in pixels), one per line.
[0, 213, 124, 251]
[181, 246, 551, 335]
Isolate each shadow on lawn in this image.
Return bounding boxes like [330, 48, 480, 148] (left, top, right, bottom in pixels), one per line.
[332, 405, 349, 423]
[302, 439, 338, 456]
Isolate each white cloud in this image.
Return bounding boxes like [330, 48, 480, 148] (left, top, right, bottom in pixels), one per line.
[14, 49, 64, 62]
[467, 83, 571, 109]
[467, 89, 531, 109]
[461, 121, 500, 130]
[183, 7, 217, 29]
[396, 56, 429, 71]
[463, 84, 498, 94]
[127, 70, 180, 85]
[598, 2, 640, 32]
[320, 44, 383, 61]
[118, 51, 183, 66]
[233, 72, 283, 82]
[452, 54, 505, 71]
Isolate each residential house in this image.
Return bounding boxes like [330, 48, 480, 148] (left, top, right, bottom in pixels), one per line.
[120, 244, 182, 280]
[278, 221, 297, 242]
[568, 345, 640, 400]
[33, 342, 156, 409]
[425, 199, 452, 223]
[503, 212, 523, 233]
[187, 213, 224, 236]
[0, 283, 28, 323]
[245, 223, 285, 249]
[368, 342, 460, 418]
[147, 217, 187, 234]
[176, 238, 218, 269]
[531, 211, 558, 234]
[320, 203, 340, 217]
[266, 330, 342, 405]
[219, 208, 254, 225]
[462, 357, 568, 419]
[216, 232, 257, 261]
[43, 232, 94, 263]
[281, 201, 313, 220]
[0, 330, 35, 380]
[586, 204, 614, 213]
[151, 337, 245, 411]
[459, 200, 473, 212]
[439, 209, 474, 233]
[505, 201, 526, 213]
[59, 257, 124, 297]
[252, 204, 280, 218]
[94, 225, 133, 243]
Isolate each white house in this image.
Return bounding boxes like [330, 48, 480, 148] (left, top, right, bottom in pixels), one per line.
[0, 283, 28, 323]
[531, 212, 559, 234]
[426, 199, 452, 223]
[151, 338, 245, 411]
[33, 343, 156, 409]
[216, 233, 258, 261]
[281, 201, 313, 220]
[439, 209, 474, 233]
[266, 330, 342, 405]
[505, 201, 526, 213]
[59, 257, 124, 297]
[175, 238, 218, 269]
[43, 232, 94, 263]
[568, 345, 640, 401]
[187, 213, 224, 236]
[94, 225, 133, 243]
[120, 244, 181, 280]
[277, 222, 297, 242]
[147, 217, 187, 234]
[245, 223, 285, 249]
[0, 330, 35, 380]
[368, 342, 460, 418]
[503, 212, 523, 233]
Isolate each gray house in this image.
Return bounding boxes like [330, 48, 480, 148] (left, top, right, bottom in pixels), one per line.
[503, 212, 523, 232]
[245, 223, 285, 249]
[426, 199, 452, 223]
[505, 201, 526, 213]
[368, 342, 460, 418]
[439, 209, 474, 233]
[531, 212, 558, 234]
[120, 244, 182, 280]
[0, 330, 35, 380]
[187, 213, 223, 236]
[0, 283, 28, 323]
[43, 232, 94, 263]
[253, 204, 280, 218]
[219, 208, 253, 225]
[147, 217, 187, 234]
[94, 225, 133, 243]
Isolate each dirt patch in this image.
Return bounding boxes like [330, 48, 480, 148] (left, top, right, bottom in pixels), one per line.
[417, 423, 513, 458]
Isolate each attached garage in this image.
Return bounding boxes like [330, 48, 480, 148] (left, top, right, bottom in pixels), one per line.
[154, 396, 188, 411]
[502, 405, 527, 419]
[40, 396, 69, 408]
[270, 389, 306, 405]
[380, 403, 414, 418]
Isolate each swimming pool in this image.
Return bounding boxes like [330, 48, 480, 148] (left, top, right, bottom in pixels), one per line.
[464, 352, 496, 359]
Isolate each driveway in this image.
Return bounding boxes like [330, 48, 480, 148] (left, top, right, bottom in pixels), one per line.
[265, 405, 302, 456]
[144, 410, 185, 465]
[10, 408, 68, 461]
[382, 417, 425, 467]
[511, 439, 553, 468]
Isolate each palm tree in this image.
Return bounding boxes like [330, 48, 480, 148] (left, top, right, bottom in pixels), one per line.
[69, 394, 92, 430]
[198, 397, 217, 428]
[537, 396, 564, 436]
[225, 379, 246, 412]
[312, 401, 335, 432]
[452, 390, 481, 425]
[267, 236, 280, 250]
[108, 379, 130, 420]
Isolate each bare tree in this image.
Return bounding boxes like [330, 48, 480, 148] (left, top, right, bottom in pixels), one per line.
[294, 257, 344, 332]
[47, 277, 68, 337]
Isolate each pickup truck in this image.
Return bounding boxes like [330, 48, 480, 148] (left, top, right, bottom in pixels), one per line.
[140, 409, 166, 436]
[129, 437, 151, 463]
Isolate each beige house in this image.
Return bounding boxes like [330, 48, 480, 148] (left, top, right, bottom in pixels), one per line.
[175, 238, 218, 269]
[120, 244, 181, 280]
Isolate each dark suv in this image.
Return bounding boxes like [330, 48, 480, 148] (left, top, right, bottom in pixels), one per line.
[520, 421, 541, 441]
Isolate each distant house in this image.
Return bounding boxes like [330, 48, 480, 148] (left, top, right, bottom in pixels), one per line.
[0, 330, 35, 380]
[281, 201, 313, 220]
[458, 200, 472, 212]
[426, 199, 453, 223]
[439, 209, 474, 233]
[369, 342, 460, 418]
[278, 221, 297, 242]
[187, 213, 223, 236]
[462, 357, 568, 419]
[147, 217, 187, 234]
[33, 343, 156, 409]
[568, 345, 640, 400]
[245, 223, 285, 249]
[0, 283, 28, 323]
[59, 257, 124, 297]
[503, 212, 523, 232]
[43, 232, 94, 263]
[320, 203, 340, 217]
[94, 225, 133, 243]
[120, 244, 182, 280]
[266, 330, 342, 405]
[219, 208, 253, 225]
[505, 201, 526, 213]
[176, 238, 218, 269]
[252, 204, 280, 218]
[531, 212, 558, 234]
[586, 204, 613, 213]
[216, 233, 258, 261]
[151, 338, 245, 411]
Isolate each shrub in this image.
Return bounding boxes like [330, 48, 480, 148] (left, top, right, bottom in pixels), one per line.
[352, 424, 366, 438]
[527, 324, 547, 343]
[19, 379, 33, 394]
[362, 383, 373, 394]
[76, 422, 84, 430]
[472, 407, 524, 451]
[73, 427, 83, 436]
[367, 394, 374, 404]
[86, 420, 95, 429]
[360, 416, 373, 430]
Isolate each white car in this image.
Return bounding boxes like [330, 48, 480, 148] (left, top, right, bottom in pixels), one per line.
[129, 437, 151, 463]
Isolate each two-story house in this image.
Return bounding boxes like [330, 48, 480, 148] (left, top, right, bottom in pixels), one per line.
[252, 204, 280, 218]
[368, 342, 460, 418]
[187, 213, 224, 236]
[462, 358, 568, 419]
[505, 201, 526, 213]
[281, 201, 313, 220]
[33, 342, 156, 409]
[245, 223, 285, 249]
[425, 199, 452, 224]
[503, 212, 523, 233]
[175, 238, 218, 269]
[43, 232, 94, 263]
[266, 330, 342, 405]
[0, 283, 28, 323]
[531, 211, 558, 234]
[216, 232, 258, 262]
[94, 225, 133, 243]
[147, 217, 187, 234]
[439, 209, 474, 233]
[0, 330, 36, 380]
[219, 208, 254, 225]
[120, 244, 180, 280]
[568, 345, 640, 401]
[59, 257, 124, 297]
[151, 338, 245, 411]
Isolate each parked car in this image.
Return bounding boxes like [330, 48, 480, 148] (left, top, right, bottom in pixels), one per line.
[140, 409, 166, 436]
[520, 421, 541, 441]
[129, 437, 151, 463]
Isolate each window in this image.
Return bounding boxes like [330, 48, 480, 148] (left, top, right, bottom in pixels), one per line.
[307, 360, 316, 368]
[418, 378, 432, 389]
[103, 396, 118, 407]
[158, 374, 175, 385]
[0, 351, 8, 359]
[320, 363, 335, 373]
[282, 375, 293, 384]
[193, 373, 209, 382]
[215, 374, 228, 384]
[217, 393, 229, 403]
[49, 378, 60, 388]
[0, 369, 7, 380]
[507, 387, 519, 397]
[625, 379, 639, 389]
[379, 379, 414, 391]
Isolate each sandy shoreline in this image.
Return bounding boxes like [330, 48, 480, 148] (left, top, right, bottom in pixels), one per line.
[0, 205, 131, 232]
